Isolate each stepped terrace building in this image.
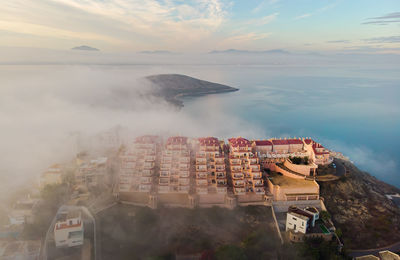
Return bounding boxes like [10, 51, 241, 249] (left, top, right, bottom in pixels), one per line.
[39, 164, 63, 188]
[158, 136, 191, 194]
[76, 157, 110, 187]
[228, 137, 264, 196]
[119, 135, 158, 193]
[304, 139, 332, 165]
[195, 137, 227, 197]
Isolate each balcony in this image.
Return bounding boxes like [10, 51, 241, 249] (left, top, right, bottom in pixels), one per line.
[178, 186, 189, 193]
[216, 172, 225, 178]
[140, 177, 152, 184]
[217, 187, 227, 194]
[232, 173, 244, 179]
[196, 179, 208, 186]
[160, 170, 169, 178]
[159, 178, 169, 185]
[234, 187, 246, 195]
[196, 172, 207, 179]
[215, 158, 225, 164]
[180, 157, 190, 163]
[252, 172, 262, 179]
[254, 187, 265, 194]
[179, 171, 190, 178]
[139, 184, 151, 192]
[144, 163, 154, 169]
[250, 165, 260, 171]
[142, 170, 153, 176]
[160, 164, 171, 170]
[196, 165, 207, 171]
[217, 179, 226, 186]
[145, 156, 156, 162]
[158, 185, 170, 193]
[196, 187, 208, 194]
[230, 159, 241, 165]
[254, 179, 264, 187]
[179, 178, 190, 185]
[233, 180, 245, 187]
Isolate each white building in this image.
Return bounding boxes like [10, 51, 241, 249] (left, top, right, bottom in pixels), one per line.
[8, 196, 38, 225]
[54, 210, 84, 248]
[285, 206, 319, 234]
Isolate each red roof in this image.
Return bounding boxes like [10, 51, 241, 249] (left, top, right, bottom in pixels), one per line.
[271, 139, 289, 145]
[253, 140, 272, 146]
[166, 136, 188, 145]
[198, 137, 219, 146]
[134, 135, 159, 144]
[228, 137, 251, 147]
[312, 143, 330, 155]
[287, 139, 303, 145]
[304, 139, 313, 145]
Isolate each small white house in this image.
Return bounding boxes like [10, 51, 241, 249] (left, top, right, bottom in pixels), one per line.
[54, 210, 84, 248]
[286, 206, 320, 234]
[286, 211, 310, 234]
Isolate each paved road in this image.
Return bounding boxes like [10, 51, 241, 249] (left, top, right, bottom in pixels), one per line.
[349, 241, 400, 257]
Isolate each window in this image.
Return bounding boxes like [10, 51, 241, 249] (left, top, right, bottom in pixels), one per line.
[302, 222, 304, 226]
[292, 217, 297, 221]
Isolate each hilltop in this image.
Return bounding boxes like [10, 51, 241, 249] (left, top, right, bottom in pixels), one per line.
[145, 74, 239, 107]
[319, 159, 400, 250]
[71, 45, 99, 51]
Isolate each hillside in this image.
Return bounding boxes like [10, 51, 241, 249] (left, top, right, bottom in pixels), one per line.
[319, 159, 400, 249]
[145, 74, 238, 107]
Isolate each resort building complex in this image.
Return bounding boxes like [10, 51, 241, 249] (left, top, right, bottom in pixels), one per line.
[116, 135, 333, 207]
[39, 164, 63, 188]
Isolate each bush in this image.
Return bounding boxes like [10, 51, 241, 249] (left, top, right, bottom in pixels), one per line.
[215, 245, 247, 260]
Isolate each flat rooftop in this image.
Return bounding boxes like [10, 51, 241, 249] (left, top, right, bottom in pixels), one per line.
[268, 172, 317, 188]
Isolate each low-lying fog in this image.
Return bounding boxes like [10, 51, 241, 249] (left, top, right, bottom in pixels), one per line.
[1, 48, 400, 197]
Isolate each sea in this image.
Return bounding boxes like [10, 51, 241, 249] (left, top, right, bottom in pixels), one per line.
[177, 64, 400, 188]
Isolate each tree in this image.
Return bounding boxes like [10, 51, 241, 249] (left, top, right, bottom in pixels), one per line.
[215, 245, 247, 260]
[320, 211, 331, 222]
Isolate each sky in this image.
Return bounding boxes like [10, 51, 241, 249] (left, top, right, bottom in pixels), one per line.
[0, 0, 399, 53]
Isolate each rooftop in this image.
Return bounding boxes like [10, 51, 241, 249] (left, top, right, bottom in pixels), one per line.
[253, 140, 272, 146]
[134, 135, 159, 144]
[166, 136, 188, 145]
[228, 137, 251, 147]
[198, 137, 219, 146]
[268, 172, 317, 188]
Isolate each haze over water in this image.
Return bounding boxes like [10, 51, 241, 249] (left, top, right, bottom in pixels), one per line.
[181, 65, 400, 187]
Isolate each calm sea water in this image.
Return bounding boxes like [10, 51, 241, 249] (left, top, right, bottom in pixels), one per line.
[179, 65, 400, 188]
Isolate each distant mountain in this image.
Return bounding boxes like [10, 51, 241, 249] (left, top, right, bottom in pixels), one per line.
[209, 49, 290, 55]
[71, 45, 99, 51]
[139, 50, 175, 54]
[144, 74, 238, 107]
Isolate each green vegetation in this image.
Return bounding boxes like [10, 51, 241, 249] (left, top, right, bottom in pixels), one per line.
[99, 205, 280, 259]
[298, 237, 348, 260]
[320, 210, 331, 222]
[289, 156, 309, 165]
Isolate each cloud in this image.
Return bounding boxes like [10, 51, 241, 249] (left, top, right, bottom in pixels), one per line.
[246, 13, 279, 26]
[252, 0, 280, 13]
[363, 12, 400, 25]
[363, 36, 400, 43]
[0, 0, 228, 50]
[326, 40, 350, 43]
[294, 13, 311, 20]
[294, 2, 337, 20]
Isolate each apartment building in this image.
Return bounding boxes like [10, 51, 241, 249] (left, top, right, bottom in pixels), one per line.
[119, 135, 158, 193]
[158, 136, 191, 194]
[39, 164, 63, 189]
[195, 137, 227, 195]
[228, 137, 264, 195]
[76, 157, 109, 187]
